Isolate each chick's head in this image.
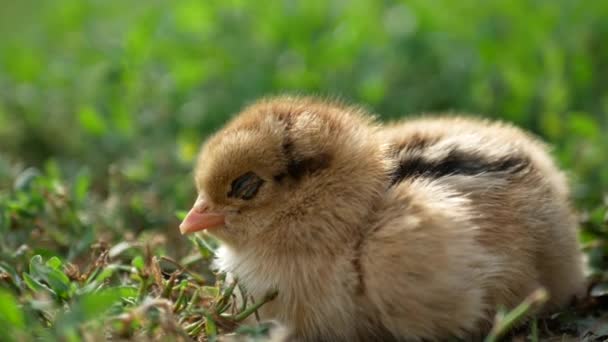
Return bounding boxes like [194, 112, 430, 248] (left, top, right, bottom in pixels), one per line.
[180, 96, 386, 249]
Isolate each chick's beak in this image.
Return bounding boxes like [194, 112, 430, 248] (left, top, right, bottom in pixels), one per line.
[179, 197, 225, 235]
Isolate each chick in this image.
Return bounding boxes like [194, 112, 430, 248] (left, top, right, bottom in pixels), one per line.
[180, 96, 586, 341]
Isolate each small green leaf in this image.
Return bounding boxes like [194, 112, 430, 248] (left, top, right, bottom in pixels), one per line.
[28, 255, 71, 299]
[44, 160, 61, 180]
[131, 255, 145, 273]
[236, 322, 274, 338]
[23, 272, 55, 295]
[93, 266, 116, 283]
[201, 286, 220, 298]
[204, 311, 218, 338]
[175, 210, 188, 221]
[79, 287, 137, 319]
[77, 280, 103, 296]
[190, 235, 217, 259]
[78, 106, 107, 136]
[46, 256, 62, 270]
[55, 286, 139, 331]
[73, 168, 91, 203]
[29, 255, 43, 268]
[0, 289, 25, 331]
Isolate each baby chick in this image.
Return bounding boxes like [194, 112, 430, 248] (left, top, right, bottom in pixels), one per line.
[180, 96, 586, 341]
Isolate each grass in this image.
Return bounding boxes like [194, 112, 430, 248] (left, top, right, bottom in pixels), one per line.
[0, 166, 281, 341]
[1, 159, 607, 341]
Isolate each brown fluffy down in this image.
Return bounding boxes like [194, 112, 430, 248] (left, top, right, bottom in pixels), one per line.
[187, 96, 586, 341]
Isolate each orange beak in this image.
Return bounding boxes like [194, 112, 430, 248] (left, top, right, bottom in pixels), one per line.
[179, 197, 226, 234]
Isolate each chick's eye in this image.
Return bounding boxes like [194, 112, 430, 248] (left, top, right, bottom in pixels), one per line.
[228, 172, 265, 200]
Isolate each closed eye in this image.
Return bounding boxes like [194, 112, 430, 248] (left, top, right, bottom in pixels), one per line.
[227, 172, 265, 200]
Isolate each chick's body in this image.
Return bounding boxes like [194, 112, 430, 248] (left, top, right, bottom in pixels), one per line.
[183, 97, 586, 341]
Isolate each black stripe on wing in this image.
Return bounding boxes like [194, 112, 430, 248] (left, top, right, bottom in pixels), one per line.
[389, 149, 529, 186]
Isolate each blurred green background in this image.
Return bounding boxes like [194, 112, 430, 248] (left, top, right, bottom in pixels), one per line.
[1, 1, 608, 339]
[1, 0, 608, 254]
